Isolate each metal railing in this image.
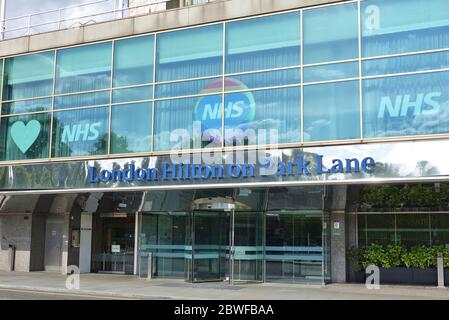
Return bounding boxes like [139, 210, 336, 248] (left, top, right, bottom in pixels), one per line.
[0, 0, 215, 40]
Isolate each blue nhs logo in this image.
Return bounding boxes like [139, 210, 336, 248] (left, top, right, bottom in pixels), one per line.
[377, 92, 441, 118]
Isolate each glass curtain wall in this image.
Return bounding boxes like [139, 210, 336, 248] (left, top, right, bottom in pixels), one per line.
[1, 0, 449, 162]
[358, 213, 449, 248]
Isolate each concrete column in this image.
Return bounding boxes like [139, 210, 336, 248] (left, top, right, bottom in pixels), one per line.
[331, 211, 346, 283]
[329, 185, 348, 283]
[48, 194, 77, 275]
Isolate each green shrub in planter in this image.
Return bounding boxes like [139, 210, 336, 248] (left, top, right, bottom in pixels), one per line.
[402, 246, 437, 269]
[361, 244, 387, 268]
[384, 245, 405, 267]
[357, 244, 449, 270]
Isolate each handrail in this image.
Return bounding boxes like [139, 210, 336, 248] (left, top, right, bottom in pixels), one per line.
[0, 0, 213, 40]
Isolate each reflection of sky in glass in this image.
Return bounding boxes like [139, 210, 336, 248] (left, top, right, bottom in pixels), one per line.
[311, 140, 449, 177]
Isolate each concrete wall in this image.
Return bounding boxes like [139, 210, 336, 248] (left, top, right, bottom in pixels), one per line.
[0, 0, 347, 57]
[0, 214, 33, 272]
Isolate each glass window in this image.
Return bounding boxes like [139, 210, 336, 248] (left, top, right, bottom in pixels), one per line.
[304, 80, 360, 142]
[52, 107, 109, 157]
[365, 214, 396, 246]
[0, 113, 51, 160]
[2, 98, 52, 115]
[55, 42, 112, 94]
[268, 186, 324, 210]
[396, 214, 430, 248]
[225, 12, 301, 73]
[363, 71, 449, 138]
[357, 214, 367, 247]
[142, 190, 194, 212]
[2, 51, 54, 101]
[154, 95, 222, 151]
[362, 0, 449, 57]
[112, 86, 153, 104]
[111, 102, 152, 154]
[362, 51, 449, 77]
[224, 87, 301, 146]
[113, 35, 154, 87]
[225, 69, 301, 91]
[155, 77, 221, 99]
[303, 3, 358, 64]
[54, 91, 110, 110]
[304, 62, 358, 83]
[431, 214, 449, 247]
[156, 24, 223, 82]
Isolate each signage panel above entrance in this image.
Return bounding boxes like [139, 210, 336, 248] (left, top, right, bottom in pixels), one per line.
[0, 139, 448, 194]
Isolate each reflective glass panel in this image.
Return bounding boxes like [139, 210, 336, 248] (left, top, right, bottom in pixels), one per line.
[362, 51, 449, 77]
[224, 87, 301, 146]
[54, 91, 110, 110]
[56, 42, 112, 94]
[364, 214, 396, 247]
[154, 95, 222, 151]
[139, 212, 189, 278]
[361, 0, 449, 57]
[304, 62, 358, 83]
[2, 51, 54, 101]
[431, 214, 449, 247]
[52, 107, 109, 157]
[142, 190, 195, 212]
[156, 24, 223, 82]
[225, 69, 301, 92]
[113, 35, 154, 87]
[112, 86, 153, 104]
[111, 102, 152, 154]
[396, 214, 430, 248]
[363, 71, 449, 138]
[304, 80, 360, 142]
[155, 77, 221, 99]
[0, 113, 51, 160]
[268, 187, 324, 210]
[2, 98, 52, 115]
[266, 211, 323, 284]
[226, 12, 301, 73]
[303, 3, 358, 64]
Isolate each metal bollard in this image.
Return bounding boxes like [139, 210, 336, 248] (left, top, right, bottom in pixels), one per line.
[437, 252, 445, 288]
[147, 252, 153, 280]
[7, 245, 15, 272]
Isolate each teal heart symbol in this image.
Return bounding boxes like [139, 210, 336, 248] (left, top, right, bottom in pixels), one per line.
[10, 120, 41, 153]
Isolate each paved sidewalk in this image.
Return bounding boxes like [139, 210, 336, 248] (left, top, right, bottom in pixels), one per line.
[0, 271, 448, 300]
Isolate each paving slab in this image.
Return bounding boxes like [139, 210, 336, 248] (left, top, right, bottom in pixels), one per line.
[0, 271, 448, 300]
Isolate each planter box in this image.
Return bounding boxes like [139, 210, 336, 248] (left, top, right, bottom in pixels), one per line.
[352, 271, 365, 283]
[376, 267, 436, 286]
[444, 269, 449, 286]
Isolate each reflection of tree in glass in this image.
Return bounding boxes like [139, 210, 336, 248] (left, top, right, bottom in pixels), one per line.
[93, 133, 108, 155]
[52, 116, 73, 157]
[110, 132, 130, 154]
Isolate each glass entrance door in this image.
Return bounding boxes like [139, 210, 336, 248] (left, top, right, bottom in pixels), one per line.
[92, 213, 135, 274]
[230, 211, 264, 283]
[190, 210, 229, 282]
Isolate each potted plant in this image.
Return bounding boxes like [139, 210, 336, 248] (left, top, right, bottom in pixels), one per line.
[346, 246, 364, 283]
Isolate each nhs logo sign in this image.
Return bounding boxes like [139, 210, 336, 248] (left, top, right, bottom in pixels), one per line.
[377, 92, 441, 118]
[62, 122, 101, 143]
[194, 78, 255, 130]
